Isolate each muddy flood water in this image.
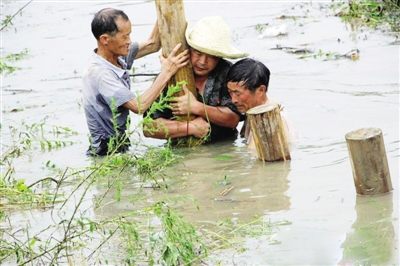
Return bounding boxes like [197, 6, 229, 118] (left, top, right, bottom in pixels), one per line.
[2, 1, 399, 265]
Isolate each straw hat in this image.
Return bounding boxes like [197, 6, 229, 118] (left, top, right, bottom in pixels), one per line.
[185, 16, 249, 59]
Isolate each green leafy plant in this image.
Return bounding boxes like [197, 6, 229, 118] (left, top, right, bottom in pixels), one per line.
[214, 174, 231, 186]
[0, 63, 293, 266]
[254, 23, 268, 34]
[0, 176, 58, 214]
[142, 81, 210, 148]
[1, 121, 77, 189]
[148, 199, 206, 265]
[0, 0, 32, 32]
[1, 1, 32, 75]
[0, 49, 29, 75]
[334, 0, 400, 32]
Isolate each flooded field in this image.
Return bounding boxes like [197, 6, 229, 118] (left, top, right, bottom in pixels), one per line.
[1, 1, 399, 265]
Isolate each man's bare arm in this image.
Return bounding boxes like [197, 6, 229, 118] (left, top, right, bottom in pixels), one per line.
[123, 43, 189, 114]
[170, 86, 240, 128]
[136, 21, 161, 59]
[143, 117, 210, 139]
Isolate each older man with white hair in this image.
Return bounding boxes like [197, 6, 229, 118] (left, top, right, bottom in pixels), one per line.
[143, 16, 248, 142]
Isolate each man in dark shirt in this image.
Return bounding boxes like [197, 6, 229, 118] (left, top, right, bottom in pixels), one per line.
[143, 16, 248, 142]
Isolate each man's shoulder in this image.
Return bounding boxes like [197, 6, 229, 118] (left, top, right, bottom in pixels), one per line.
[84, 62, 111, 79]
[84, 53, 117, 77]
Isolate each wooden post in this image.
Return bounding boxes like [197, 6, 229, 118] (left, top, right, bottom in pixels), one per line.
[154, 0, 196, 108]
[246, 103, 291, 162]
[345, 127, 393, 195]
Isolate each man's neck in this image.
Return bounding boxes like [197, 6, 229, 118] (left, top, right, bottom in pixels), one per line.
[96, 47, 120, 68]
[256, 95, 268, 106]
[194, 74, 209, 94]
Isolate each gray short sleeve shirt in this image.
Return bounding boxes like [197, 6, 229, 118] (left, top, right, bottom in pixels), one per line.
[82, 43, 139, 148]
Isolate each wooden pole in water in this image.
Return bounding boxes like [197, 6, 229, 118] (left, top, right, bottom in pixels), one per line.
[246, 103, 291, 162]
[345, 127, 393, 195]
[154, 0, 196, 122]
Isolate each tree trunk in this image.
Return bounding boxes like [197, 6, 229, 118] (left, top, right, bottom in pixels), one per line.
[247, 103, 291, 162]
[345, 127, 393, 195]
[154, 0, 196, 114]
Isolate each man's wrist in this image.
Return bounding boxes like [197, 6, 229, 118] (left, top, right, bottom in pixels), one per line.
[186, 121, 194, 136]
[191, 101, 203, 117]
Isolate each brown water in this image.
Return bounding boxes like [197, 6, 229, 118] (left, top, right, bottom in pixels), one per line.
[2, 1, 399, 265]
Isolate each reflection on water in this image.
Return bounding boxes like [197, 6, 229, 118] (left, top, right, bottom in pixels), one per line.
[340, 193, 395, 265]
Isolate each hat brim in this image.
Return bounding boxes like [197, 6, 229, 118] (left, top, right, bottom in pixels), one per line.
[185, 27, 249, 59]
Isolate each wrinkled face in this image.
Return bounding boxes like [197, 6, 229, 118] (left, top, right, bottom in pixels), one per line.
[227, 81, 264, 113]
[105, 17, 132, 56]
[190, 48, 220, 77]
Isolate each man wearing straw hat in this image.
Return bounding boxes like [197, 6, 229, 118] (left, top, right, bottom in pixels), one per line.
[143, 16, 248, 142]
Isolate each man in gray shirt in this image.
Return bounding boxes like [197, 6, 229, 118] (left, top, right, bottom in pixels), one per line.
[82, 8, 189, 156]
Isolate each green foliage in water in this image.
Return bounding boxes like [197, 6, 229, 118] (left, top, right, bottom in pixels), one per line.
[0, 48, 29, 75]
[0, 0, 32, 32]
[2, 121, 76, 165]
[1, 1, 32, 75]
[0, 73, 282, 265]
[142, 81, 210, 147]
[144, 199, 206, 265]
[214, 154, 233, 161]
[0, 178, 56, 210]
[333, 0, 400, 31]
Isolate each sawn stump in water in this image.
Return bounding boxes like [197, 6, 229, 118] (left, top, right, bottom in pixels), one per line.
[345, 127, 393, 195]
[247, 103, 291, 162]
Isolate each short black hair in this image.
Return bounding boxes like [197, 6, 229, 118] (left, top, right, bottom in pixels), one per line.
[226, 58, 270, 93]
[91, 8, 129, 40]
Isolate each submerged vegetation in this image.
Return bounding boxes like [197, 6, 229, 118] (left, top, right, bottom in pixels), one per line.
[0, 81, 284, 265]
[1, 1, 32, 75]
[256, 0, 400, 61]
[335, 0, 400, 32]
[0, 49, 29, 75]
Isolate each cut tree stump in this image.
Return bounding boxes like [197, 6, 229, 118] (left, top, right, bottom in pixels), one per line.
[247, 103, 291, 162]
[154, 0, 196, 111]
[345, 127, 393, 195]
